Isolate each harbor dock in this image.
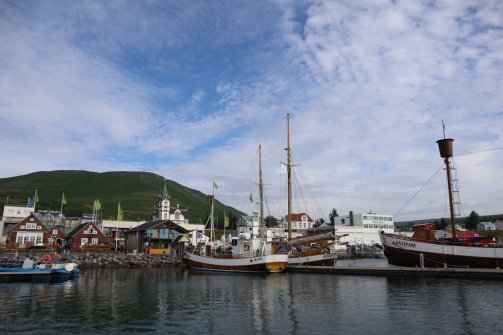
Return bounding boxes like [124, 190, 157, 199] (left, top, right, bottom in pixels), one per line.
[288, 265, 503, 280]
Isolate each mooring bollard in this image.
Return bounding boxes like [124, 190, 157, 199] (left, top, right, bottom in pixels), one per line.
[419, 253, 424, 270]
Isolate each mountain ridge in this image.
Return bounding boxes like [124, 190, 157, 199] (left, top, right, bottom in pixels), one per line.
[0, 170, 244, 225]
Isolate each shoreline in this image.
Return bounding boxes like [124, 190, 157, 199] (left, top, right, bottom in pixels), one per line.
[0, 251, 180, 268]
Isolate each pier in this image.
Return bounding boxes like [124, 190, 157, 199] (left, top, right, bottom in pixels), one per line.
[288, 265, 503, 280]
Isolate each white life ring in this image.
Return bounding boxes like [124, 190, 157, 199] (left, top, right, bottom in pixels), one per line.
[244, 244, 250, 252]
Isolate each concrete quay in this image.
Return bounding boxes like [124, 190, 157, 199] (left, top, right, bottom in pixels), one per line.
[287, 265, 503, 280]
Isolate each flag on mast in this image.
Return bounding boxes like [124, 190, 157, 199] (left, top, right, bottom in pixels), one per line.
[118, 202, 124, 221]
[33, 190, 39, 211]
[213, 181, 218, 189]
[60, 192, 67, 215]
[249, 193, 253, 203]
[224, 211, 229, 228]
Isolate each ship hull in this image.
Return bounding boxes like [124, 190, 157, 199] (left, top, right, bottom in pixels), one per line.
[184, 252, 288, 273]
[288, 251, 337, 266]
[379, 232, 503, 268]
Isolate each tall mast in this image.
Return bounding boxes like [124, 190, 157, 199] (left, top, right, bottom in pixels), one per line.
[259, 145, 264, 227]
[437, 137, 456, 240]
[287, 113, 292, 240]
[210, 185, 215, 243]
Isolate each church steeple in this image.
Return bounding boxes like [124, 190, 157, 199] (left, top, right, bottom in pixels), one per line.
[162, 179, 169, 200]
[159, 179, 170, 220]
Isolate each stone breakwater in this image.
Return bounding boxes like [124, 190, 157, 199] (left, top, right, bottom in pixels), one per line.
[0, 252, 180, 268]
[71, 253, 180, 268]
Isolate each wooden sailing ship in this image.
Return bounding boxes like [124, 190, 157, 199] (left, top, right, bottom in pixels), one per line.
[184, 145, 288, 273]
[379, 134, 503, 268]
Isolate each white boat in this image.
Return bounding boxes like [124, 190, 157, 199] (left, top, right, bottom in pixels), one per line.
[0, 253, 80, 283]
[380, 135, 503, 268]
[184, 146, 288, 273]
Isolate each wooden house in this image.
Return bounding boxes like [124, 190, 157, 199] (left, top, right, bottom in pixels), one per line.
[124, 220, 189, 254]
[47, 226, 67, 249]
[8, 213, 50, 248]
[66, 221, 110, 250]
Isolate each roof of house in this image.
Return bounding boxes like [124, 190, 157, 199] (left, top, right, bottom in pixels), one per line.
[284, 213, 314, 222]
[125, 219, 190, 234]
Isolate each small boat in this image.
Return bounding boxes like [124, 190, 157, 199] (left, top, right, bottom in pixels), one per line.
[380, 134, 503, 268]
[184, 146, 289, 273]
[0, 252, 80, 283]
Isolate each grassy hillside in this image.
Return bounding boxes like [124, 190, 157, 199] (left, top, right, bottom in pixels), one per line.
[0, 170, 244, 225]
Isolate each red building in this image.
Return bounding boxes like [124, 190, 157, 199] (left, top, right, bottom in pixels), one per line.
[48, 226, 67, 249]
[8, 213, 50, 248]
[66, 222, 110, 250]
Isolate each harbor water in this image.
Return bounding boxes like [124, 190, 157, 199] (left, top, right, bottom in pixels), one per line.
[1, 260, 502, 334]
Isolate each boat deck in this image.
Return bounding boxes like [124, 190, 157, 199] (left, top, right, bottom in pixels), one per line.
[287, 265, 503, 280]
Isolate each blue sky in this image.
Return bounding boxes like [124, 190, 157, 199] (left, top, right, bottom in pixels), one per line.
[1, 0, 502, 221]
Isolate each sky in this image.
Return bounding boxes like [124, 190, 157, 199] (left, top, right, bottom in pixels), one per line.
[1, 0, 502, 222]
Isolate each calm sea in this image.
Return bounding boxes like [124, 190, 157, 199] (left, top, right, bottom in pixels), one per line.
[1, 260, 502, 335]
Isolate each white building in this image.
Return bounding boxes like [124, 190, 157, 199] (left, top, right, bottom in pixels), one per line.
[0, 205, 35, 243]
[333, 211, 395, 246]
[153, 181, 189, 225]
[477, 221, 503, 231]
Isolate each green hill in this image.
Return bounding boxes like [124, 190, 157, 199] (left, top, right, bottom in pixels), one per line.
[0, 170, 244, 225]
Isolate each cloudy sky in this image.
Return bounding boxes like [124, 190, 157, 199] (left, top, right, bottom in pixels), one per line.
[1, 0, 502, 222]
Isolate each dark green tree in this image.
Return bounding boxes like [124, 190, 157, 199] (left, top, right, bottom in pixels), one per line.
[465, 210, 480, 230]
[314, 218, 325, 227]
[265, 215, 279, 227]
[329, 208, 338, 224]
[439, 218, 448, 229]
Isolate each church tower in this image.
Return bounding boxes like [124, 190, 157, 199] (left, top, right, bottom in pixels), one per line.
[159, 180, 170, 220]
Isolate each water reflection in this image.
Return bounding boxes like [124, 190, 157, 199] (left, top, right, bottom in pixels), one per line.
[1, 267, 502, 334]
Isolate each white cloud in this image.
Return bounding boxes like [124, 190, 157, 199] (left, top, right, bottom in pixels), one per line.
[0, 0, 502, 221]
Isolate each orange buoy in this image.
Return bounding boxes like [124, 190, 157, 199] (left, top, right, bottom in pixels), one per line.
[41, 254, 52, 264]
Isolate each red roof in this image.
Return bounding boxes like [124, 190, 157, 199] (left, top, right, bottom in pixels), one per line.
[286, 213, 313, 222]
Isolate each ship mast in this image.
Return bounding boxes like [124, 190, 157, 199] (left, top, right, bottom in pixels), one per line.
[287, 113, 292, 241]
[259, 144, 264, 228]
[437, 135, 457, 240]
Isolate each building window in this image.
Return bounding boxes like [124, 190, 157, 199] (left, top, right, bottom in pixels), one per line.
[92, 238, 98, 245]
[81, 238, 88, 245]
[26, 223, 37, 230]
[16, 232, 43, 244]
[85, 227, 97, 234]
